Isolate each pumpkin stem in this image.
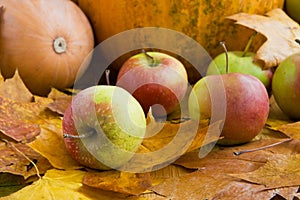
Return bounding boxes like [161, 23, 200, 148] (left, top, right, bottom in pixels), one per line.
[142, 49, 157, 67]
[53, 37, 67, 54]
[220, 41, 229, 73]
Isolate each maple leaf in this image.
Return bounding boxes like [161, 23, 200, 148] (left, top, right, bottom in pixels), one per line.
[150, 169, 296, 200]
[227, 8, 300, 68]
[1, 169, 129, 200]
[83, 170, 152, 195]
[0, 71, 33, 103]
[127, 114, 221, 172]
[27, 120, 83, 170]
[275, 121, 300, 140]
[230, 154, 300, 189]
[46, 88, 72, 115]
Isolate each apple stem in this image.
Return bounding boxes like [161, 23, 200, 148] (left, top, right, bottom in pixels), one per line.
[220, 41, 229, 73]
[242, 32, 257, 57]
[233, 138, 292, 156]
[296, 39, 300, 45]
[105, 69, 110, 85]
[142, 49, 156, 67]
[63, 130, 95, 139]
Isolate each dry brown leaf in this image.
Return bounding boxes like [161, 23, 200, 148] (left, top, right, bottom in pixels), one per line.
[175, 136, 298, 170]
[276, 121, 300, 140]
[150, 169, 287, 200]
[126, 118, 221, 173]
[227, 8, 300, 68]
[0, 71, 33, 102]
[231, 154, 300, 189]
[0, 141, 51, 179]
[47, 88, 72, 115]
[0, 118, 40, 143]
[83, 170, 152, 195]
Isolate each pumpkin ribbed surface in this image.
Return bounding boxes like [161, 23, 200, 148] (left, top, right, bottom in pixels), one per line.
[0, 0, 94, 95]
[77, 0, 283, 83]
[78, 0, 283, 56]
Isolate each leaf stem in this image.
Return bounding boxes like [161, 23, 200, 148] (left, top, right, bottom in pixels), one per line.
[233, 138, 293, 156]
[1, 139, 41, 179]
[242, 32, 257, 57]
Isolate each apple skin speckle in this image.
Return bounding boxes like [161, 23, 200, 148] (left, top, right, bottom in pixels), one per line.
[292, 54, 300, 93]
[62, 85, 146, 170]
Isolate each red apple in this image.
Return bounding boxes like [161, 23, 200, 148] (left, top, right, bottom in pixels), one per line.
[62, 85, 146, 170]
[188, 73, 270, 145]
[116, 51, 188, 117]
[272, 53, 300, 119]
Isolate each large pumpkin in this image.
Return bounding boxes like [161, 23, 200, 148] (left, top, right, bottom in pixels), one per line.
[77, 0, 284, 83]
[0, 0, 94, 96]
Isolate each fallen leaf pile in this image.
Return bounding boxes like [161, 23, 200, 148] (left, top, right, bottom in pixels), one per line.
[1, 8, 300, 200]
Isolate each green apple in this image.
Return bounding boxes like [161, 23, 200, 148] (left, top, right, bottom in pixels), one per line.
[62, 85, 146, 170]
[188, 73, 269, 146]
[207, 51, 273, 90]
[272, 53, 300, 120]
[285, 0, 300, 23]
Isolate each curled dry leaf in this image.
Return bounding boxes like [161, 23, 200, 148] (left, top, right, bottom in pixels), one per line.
[227, 8, 300, 68]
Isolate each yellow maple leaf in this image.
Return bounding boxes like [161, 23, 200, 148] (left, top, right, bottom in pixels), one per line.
[1, 169, 127, 200]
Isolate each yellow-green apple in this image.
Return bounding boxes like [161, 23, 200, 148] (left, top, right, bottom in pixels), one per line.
[206, 51, 273, 90]
[285, 0, 300, 23]
[62, 85, 146, 170]
[116, 51, 188, 117]
[272, 53, 300, 119]
[188, 73, 270, 146]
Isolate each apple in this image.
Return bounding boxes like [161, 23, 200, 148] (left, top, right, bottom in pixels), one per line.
[285, 0, 300, 23]
[206, 51, 273, 90]
[116, 51, 188, 117]
[188, 73, 270, 145]
[62, 85, 146, 170]
[272, 53, 300, 120]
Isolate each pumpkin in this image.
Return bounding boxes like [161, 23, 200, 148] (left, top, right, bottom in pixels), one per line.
[77, 0, 284, 83]
[0, 0, 94, 96]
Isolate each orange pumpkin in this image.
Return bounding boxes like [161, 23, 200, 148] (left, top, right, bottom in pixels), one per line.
[0, 0, 94, 96]
[78, 0, 283, 55]
[77, 0, 284, 83]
